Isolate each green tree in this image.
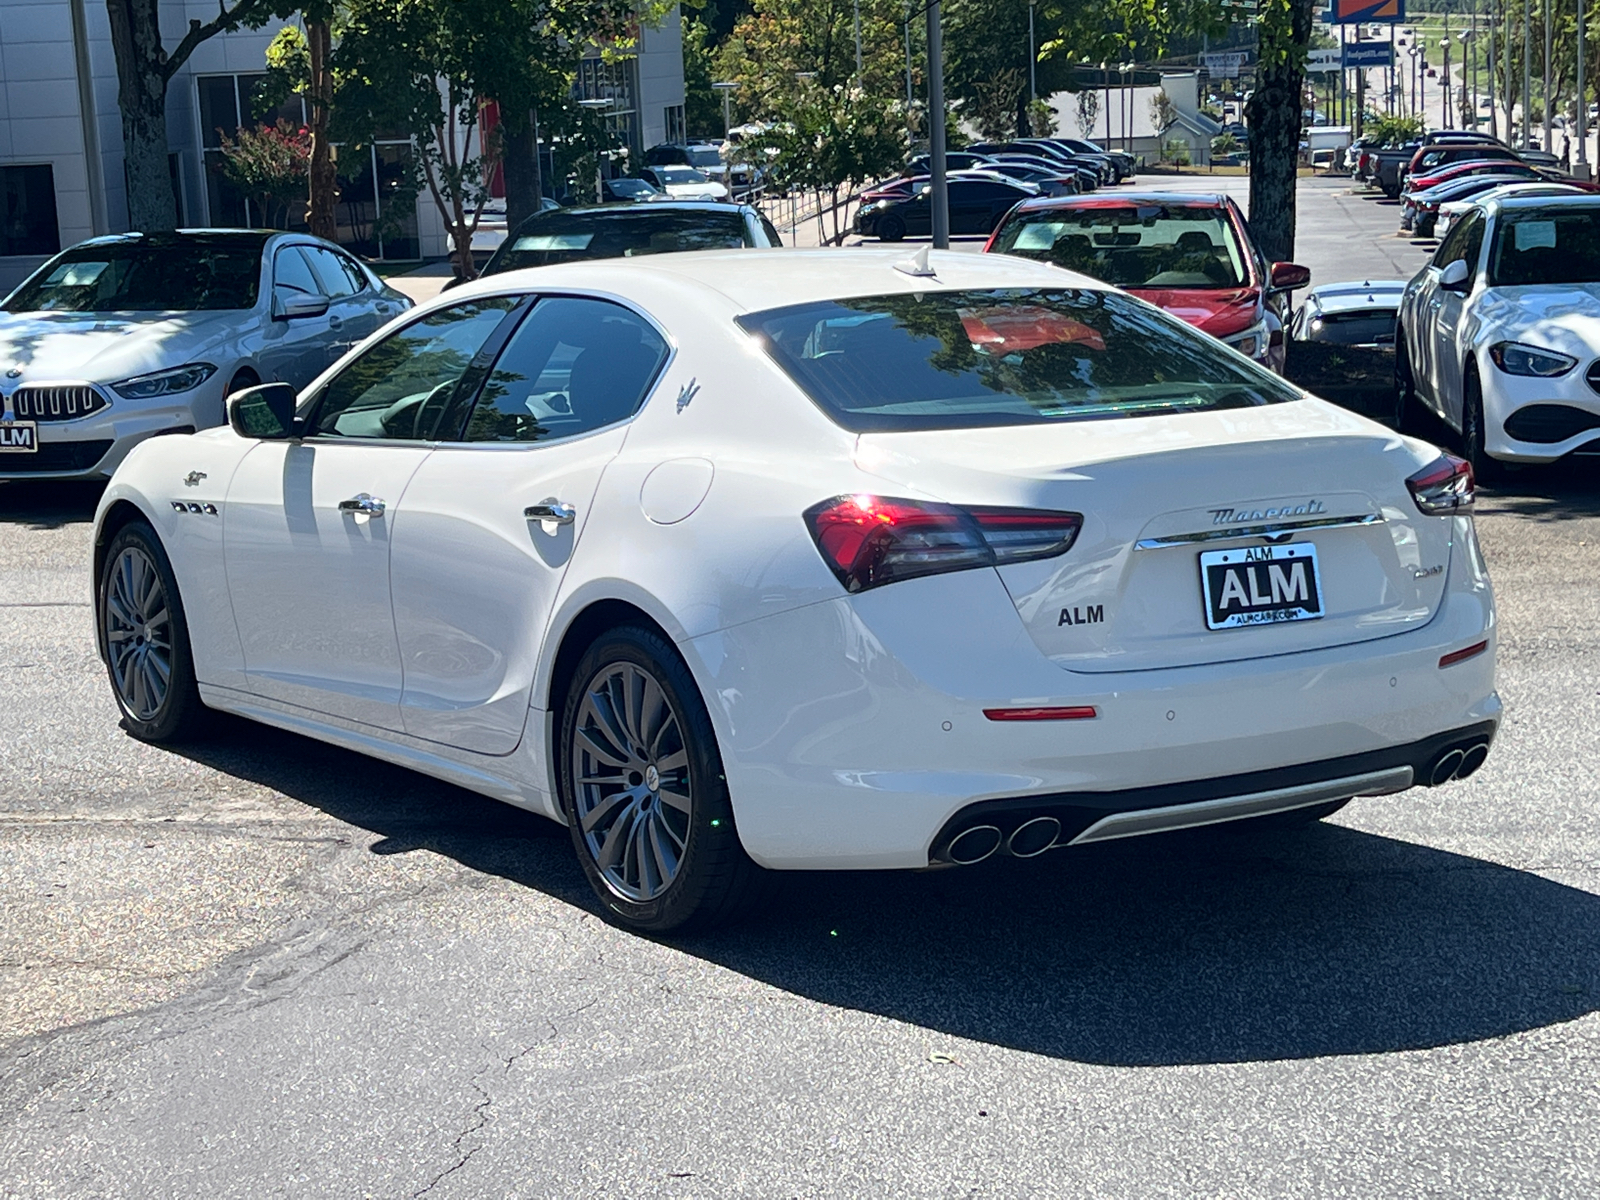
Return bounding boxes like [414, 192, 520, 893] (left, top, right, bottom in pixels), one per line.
[683, 15, 725, 138]
[218, 120, 310, 228]
[105, 0, 292, 231]
[1246, 0, 1317, 262]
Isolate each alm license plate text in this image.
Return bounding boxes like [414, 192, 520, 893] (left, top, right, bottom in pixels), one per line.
[0, 420, 37, 454]
[1200, 542, 1324, 630]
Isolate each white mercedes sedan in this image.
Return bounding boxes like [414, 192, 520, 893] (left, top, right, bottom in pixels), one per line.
[0, 230, 410, 481]
[91, 249, 1499, 932]
[1397, 193, 1600, 476]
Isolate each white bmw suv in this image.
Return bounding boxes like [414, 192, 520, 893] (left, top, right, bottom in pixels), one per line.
[1396, 193, 1600, 477]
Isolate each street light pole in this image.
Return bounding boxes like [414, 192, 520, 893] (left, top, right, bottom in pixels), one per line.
[711, 81, 737, 142]
[1545, 0, 1554, 150]
[854, 0, 863, 76]
[1488, 10, 1499, 139]
[927, 0, 949, 249]
[1580, 0, 1590, 174]
[1441, 38, 1451, 128]
[1028, 0, 1037, 108]
[1522, 0, 1531, 147]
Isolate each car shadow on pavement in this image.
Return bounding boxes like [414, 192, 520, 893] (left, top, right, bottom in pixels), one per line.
[0, 481, 104, 530]
[175, 714, 1600, 1069]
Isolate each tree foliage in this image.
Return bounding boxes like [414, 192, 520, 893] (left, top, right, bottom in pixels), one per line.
[218, 119, 311, 229]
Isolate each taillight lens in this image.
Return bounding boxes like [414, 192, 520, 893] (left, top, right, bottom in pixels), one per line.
[1406, 453, 1475, 515]
[803, 495, 1082, 592]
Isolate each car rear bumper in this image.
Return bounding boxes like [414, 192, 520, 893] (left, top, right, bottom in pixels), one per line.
[685, 534, 1497, 870]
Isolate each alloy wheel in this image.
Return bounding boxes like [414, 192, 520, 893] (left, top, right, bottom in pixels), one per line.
[571, 661, 693, 903]
[104, 546, 173, 721]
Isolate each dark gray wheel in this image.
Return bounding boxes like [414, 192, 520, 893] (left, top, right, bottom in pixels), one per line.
[877, 213, 906, 242]
[1462, 365, 1502, 484]
[99, 522, 208, 742]
[558, 626, 766, 932]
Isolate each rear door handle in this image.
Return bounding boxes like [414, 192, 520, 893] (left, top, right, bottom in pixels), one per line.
[339, 493, 385, 517]
[524, 500, 576, 525]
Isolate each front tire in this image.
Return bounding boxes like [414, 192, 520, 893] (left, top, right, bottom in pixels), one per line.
[1461, 365, 1502, 484]
[558, 626, 766, 933]
[98, 521, 209, 743]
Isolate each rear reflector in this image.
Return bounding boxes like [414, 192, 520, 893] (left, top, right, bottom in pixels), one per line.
[804, 495, 1082, 593]
[1406, 453, 1475, 515]
[1439, 640, 1488, 668]
[983, 706, 1098, 721]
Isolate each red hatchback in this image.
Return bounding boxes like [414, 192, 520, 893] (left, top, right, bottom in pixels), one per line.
[984, 193, 1310, 373]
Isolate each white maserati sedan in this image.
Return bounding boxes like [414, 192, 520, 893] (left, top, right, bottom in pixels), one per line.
[1397, 193, 1600, 477]
[0, 230, 410, 481]
[91, 248, 1499, 931]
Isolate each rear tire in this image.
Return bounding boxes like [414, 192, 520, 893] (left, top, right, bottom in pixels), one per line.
[557, 626, 767, 933]
[877, 214, 906, 243]
[98, 521, 210, 743]
[1461, 365, 1502, 484]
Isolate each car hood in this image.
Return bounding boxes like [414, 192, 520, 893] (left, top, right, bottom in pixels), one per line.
[1126, 286, 1262, 339]
[0, 310, 245, 385]
[1476, 284, 1600, 353]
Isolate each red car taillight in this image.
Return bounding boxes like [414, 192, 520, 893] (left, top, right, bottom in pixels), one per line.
[803, 495, 1083, 592]
[1406, 453, 1475, 515]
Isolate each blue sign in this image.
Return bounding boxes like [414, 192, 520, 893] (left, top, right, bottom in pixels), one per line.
[1343, 42, 1396, 68]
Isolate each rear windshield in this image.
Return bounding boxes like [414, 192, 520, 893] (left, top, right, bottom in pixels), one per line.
[991, 204, 1249, 289]
[486, 210, 751, 272]
[738, 287, 1299, 433]
[5, 240, 262, 312]
[1308, 309, 1397, 345]
[1489, 207, 1600, 285]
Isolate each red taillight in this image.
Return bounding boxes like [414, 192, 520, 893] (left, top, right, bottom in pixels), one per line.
[1406, 453, 1475, 515]
[1439, 640, 1489, 668]
[983, 706, 1098, 721]
[803, 495, 1082, 593]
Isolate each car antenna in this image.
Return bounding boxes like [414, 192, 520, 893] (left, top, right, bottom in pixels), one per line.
[893, 245, 937, 278]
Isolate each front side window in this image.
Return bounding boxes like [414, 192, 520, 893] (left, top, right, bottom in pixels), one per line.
[1434, 211, 1484, 269]
[273, 246, 323, 301]
[459, 297, 667, 443]
[738, 287, 1299, 434]
[1489, 206, 1600, 285]
[301, 246, 361, 299]
[4, 236, 263, 312]
[309, 297, 520, 439]
[991, 204, 1250, 289]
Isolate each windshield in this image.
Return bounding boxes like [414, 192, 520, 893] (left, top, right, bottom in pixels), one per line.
[4, 238, 263, 312]
[657, 166, 709, 185]
[1489, 207, 1600, 285]
[609, 179, 659, 198]
[737, 287, 1298, 433]
[684, 148, 723, 169]
[991, 204, 1250, 289]
[487, 209, 751, 272]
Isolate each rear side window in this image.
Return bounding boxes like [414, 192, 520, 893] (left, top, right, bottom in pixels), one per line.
[459, 297, 667, 442]
[1489, 207, 1600, 285]
[738, 287, 1299, 434]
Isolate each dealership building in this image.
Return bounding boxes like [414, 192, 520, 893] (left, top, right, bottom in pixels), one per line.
[0, 1, 686, 291]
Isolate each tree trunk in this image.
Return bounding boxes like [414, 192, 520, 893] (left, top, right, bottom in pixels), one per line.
[501, 110, 542, 234]
[1246, 0, 1316, 264]
[306, 18, 337, 240]
[105, 0, 177, 231]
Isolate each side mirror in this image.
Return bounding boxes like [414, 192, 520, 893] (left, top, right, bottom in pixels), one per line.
[228, 382, 298, 440]
[1438, 258, 1471, 291]
[274, 292, 331, 320]
[1269, 261, 1312, 291]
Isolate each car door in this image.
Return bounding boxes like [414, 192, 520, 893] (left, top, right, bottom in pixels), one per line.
[945, 180, 991, 234]
[257, 244, 337, 389]
[1423, 212, 1484, 420]
[222, 295, 522, 730]
[388, 294, 670, 754]
[1429, 211, 1486, 429]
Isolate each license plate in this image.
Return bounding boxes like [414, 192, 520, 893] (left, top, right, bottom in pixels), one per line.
[0, 420, 37, 454]
[1200, 543, 1324, 630]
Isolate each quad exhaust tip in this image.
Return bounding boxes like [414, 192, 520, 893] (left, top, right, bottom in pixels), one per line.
[1428, 741, 1491, 786]
[946, 825, 1003, 865]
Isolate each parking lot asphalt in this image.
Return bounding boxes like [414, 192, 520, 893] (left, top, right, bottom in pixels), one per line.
[4, 182, 1600, 1197]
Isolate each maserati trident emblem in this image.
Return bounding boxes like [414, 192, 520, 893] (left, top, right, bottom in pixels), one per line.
[1209, 499, 1326, 526]
[183, 471, 207, 487]
[675, 378, 701, 414]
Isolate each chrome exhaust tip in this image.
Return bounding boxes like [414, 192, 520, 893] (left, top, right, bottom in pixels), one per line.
[946, 825, 1003, 865]
[1429, 748, 1466, 786]
[1006, 816, 1061, 858]
[1454, 742, 1490, 780]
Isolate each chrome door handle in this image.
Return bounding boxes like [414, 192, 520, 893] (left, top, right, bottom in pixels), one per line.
[524, 500, 576, 525]
[338, 493, 385, 517]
